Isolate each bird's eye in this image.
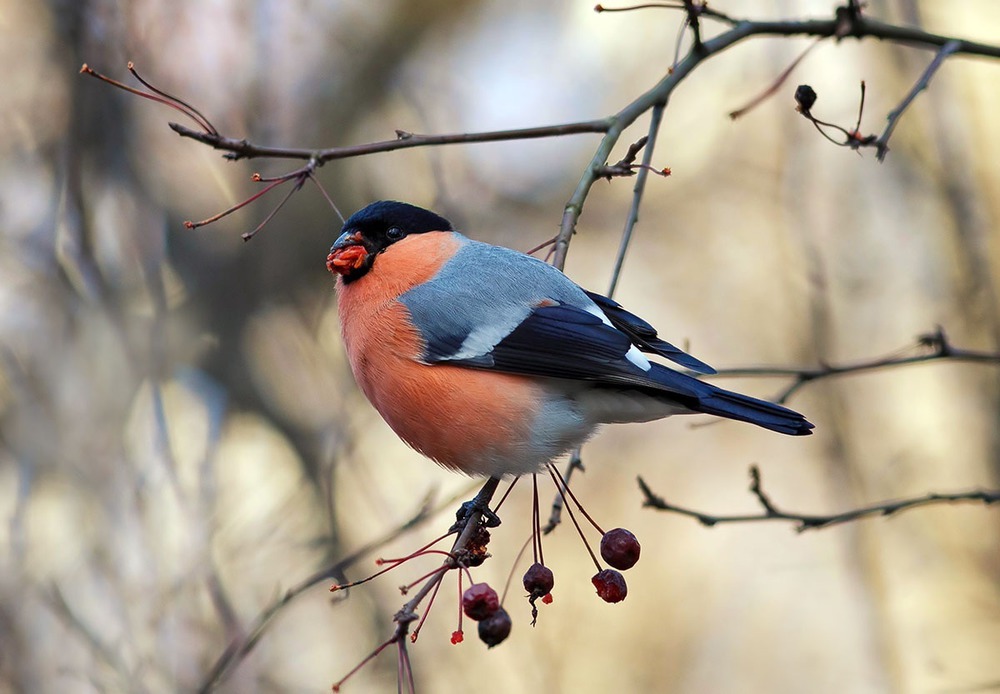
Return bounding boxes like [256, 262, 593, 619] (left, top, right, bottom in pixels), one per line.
[386, 227, 404, 240]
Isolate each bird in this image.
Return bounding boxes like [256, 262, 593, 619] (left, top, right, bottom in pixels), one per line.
[327, 200, 813, 478]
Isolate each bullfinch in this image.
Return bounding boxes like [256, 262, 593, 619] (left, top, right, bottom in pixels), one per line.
[327, 200, 813, 478]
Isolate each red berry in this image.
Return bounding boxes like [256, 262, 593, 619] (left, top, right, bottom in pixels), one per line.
[522, 562, 555, 599]
[477, 607, 512, 648]
[592, 569, 628, 603]
[600, 528, 641, 570]
[462, 582, 500, 621]
[451, 630, 464, 645]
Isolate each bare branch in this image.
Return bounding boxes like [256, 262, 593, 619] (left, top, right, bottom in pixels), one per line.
[197, 484, 473, 693]
[607, 105, 665, 297]
[729, 38, 823, 120]
[638, 466, 1000, 531]
[552, 10, 1000, 266]
[876, 40, 962, 160]
[168, 120, 612, 162]
[708, 327, 1000, 404]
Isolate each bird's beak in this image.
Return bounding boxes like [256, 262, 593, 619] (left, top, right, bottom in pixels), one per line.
[327, 230, 368, 275]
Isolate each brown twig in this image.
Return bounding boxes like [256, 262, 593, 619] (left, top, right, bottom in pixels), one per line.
[85, 7, 1000, 254]
[167, 120, 612, 163]
[730, 38, 823, 120]
[875, 39, 961, 160]
[594, 2, 736, 25]
[708, 326, 1000, 404]
[196, 483, 476, 693]
[638, 466, 1000, 531]
[607, 106, 665, 296]
[794, 81, 878, 150]
[552, 8, 1000, 270]
[328, 478, 501, 692]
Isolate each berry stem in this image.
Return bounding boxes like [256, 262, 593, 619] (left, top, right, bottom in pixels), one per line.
[547, 463, 605, 535]
[546, 465, 602, 571]
[401, 566, 449, 594]
[531, 474, 544, 565]
[410, 570, 446, 642]
[456, 567, 465, 637]
[492, 475, 521, 514]
[500, 533, 534, 605]
[378, 549, 454, 565]
[331, 636, 397, 691]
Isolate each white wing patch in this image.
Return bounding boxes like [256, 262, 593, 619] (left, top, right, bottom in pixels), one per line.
[447, 311, 529, 361]
[587, 304, 650, 371]
[625, 344, 652, 371]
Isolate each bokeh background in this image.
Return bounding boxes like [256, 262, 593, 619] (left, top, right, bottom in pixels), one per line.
[2, 0, 999, 692]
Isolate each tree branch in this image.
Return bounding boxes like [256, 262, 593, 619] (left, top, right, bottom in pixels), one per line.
[85, 6, 1000, 261]
[876, 39, 961, 160]
[551, 9, 1000, 267]
[197, 483, 478, 693]
[638, 466, 1000, 531]
[168, 120, 612, 162]
[708, 327, 1000, 404]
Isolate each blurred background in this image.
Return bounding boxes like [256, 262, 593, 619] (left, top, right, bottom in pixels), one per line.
[2, 0, 999, 692]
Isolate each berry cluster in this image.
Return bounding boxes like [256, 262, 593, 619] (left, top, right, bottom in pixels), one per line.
[330, 471, 643, 691]
[590, 527, 641, 602]
[461, 583, 512, 648]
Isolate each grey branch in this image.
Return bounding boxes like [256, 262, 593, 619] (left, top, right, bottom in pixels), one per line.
[638, 466, 1000, 531]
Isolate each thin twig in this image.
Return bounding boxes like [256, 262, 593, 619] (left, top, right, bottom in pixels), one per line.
[552, 13, 1000, 268]
[197, 483, 475, 693]
[876, 39, 961, 161]
[392, 478, 500, 629]
[638, 466, 1000, 531]
[607, 105, 664, 296]
[729, 37, 823, 119]
[541, 449, 584, 534]
[708, 327, 1000, 404]
[595, 2, 736, 25]
[86, 10, 1000, 252]
[168, 120, 612, 162]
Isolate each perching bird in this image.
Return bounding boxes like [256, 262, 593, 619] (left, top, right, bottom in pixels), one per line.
[327, 201, 813, 477]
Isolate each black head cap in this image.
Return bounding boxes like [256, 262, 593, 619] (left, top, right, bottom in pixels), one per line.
[330, 201, 454, 282]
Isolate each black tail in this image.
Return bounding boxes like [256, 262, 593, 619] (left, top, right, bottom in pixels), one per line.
[694, 387, 814, 436]
[642, 362, 814, 436]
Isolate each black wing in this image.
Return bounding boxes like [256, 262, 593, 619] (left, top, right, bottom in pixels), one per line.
[442, 302, 813, 436]
[584, 291, 716, 375]
[445, 302, 702, 398]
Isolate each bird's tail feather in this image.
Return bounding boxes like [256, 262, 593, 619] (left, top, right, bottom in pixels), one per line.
[694, 387, 814, 436]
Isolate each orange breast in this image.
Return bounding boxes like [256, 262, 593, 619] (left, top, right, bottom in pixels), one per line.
[336, 232, 549, 475]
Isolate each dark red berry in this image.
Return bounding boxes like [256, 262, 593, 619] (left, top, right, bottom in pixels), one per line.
[462, 582, 500, 621]
[592, 569, 628, 603]
[522, 562, 555, 599]
[600, 528, 641, 570]
[477, 607, 512, 648]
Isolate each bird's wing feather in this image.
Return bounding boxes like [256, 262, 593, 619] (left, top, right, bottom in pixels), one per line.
[397, 239, 813, 435]
[583, 291, 716, 374]
[399, 239, 701, 393]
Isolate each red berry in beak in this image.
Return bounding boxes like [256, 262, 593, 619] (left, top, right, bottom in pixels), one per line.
[326, 245, 368, 275]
